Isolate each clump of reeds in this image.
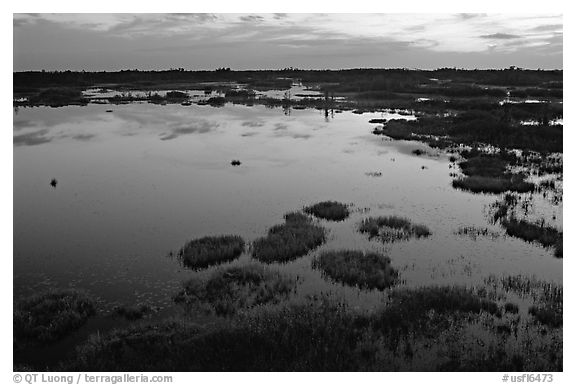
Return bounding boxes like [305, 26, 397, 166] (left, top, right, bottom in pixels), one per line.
[252, 212, 326, 263]
[303, 201, 350, 221]
[174, 264, 295, 316]
[14, 289, 96, 347]
[177, 235, 245, 269]
[313, 250, 398, 290]
[358, 215, 431, 242]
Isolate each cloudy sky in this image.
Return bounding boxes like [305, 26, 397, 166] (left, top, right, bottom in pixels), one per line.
[13, 13, 562, 71]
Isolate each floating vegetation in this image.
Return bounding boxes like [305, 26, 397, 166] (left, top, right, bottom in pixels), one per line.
[303, 201, 350, 221]
[14, 290, 96, 348]
[252, 212, 326, 263]
[313, 250, 398, 290]
[501, 217, 562, 258]
[359, 215, 431, 242]
[173, 264, 295, 316]
[177, 235, 245, 269]
[455, 226, 500, 240]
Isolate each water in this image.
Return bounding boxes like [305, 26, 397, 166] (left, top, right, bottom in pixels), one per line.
[13, 101, 563, 315]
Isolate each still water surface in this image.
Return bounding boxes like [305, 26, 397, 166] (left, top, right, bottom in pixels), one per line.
[13, 102, 562, 315]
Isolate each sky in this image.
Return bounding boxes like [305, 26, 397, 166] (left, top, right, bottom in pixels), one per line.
[13, 13, 563, 71]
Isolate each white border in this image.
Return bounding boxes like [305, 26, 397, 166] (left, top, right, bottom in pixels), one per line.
[3, 1, 571, 383]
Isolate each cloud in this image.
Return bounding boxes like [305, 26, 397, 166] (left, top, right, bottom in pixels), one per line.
[13, 129, 52, 146]
[480, 33, 521, 40]
[13, 13, 563, 70]
[160, 121, 217, 141]
[239, 15, 265, 23]
[530, 24, 563, 32]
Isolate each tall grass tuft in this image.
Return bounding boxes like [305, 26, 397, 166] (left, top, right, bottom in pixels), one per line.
[14, 290, 96, 347]
[501, 217, 562, 258]
[174, 264, 295, 316]
[177, 235, 245, 269]
[359, 215, 431, 242]
[303, 201, 350, 221]
[252, 212, 326, 263]
[313, 250, 398, 290]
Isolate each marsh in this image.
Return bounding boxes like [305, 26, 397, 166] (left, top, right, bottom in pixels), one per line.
[13, 73, 562, 371]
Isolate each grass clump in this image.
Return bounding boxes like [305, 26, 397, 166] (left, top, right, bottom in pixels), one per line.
[529, 305, 562, 328]
[177, 235, 245, 269]
[14, 290, 96, 347]
[303, 201, 350, 221]
[65, 300, 370, 371]
[252, 212, 326, 263]
[501, 217, 562, 257]
[313, 250, 398, 290]
[359, 215, 431, 242]
[458, 156, 509, 177]
[174, 264, 295, 316]
[64, 289, 561, 371]
[375, 286, 501, 332]
[452, 175, 535, 194]
[453, 156, 535, 194]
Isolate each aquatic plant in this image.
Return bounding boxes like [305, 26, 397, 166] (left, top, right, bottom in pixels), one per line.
[65, 286, 562, 371]
[177, 235, 244, 269]
[375, 286, 501, 333]
[14, 290, 96, 347]
[529, 305, 562, 328]
[452, 175, 535, 194]
[252, 212, 326, 263]
[456, 226, 501, 240]
[500, 217, 562, 258]
[174, 264, 295, 316]
[458, 156, 508, 178]
[303, 201, 350, 221]
[358, 215, 431, 242]
[313, 250, 398, 290]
